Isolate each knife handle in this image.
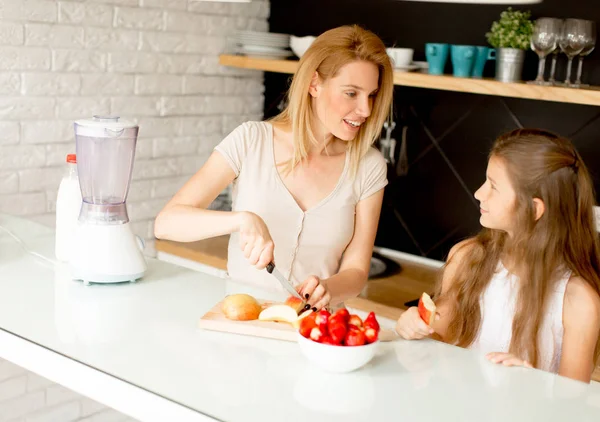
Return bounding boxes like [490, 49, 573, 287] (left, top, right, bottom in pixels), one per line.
[266, 262, 275, 274]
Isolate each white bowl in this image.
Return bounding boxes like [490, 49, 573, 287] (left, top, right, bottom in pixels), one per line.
[290, 35, 316, 58]
[297, 332, 379, 373]
[386, 47, 414, 68]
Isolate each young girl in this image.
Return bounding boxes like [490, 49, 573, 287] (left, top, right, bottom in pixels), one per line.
[395, 128, 600, 383]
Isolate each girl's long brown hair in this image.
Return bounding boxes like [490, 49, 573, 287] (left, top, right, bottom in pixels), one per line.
[437, 128, 600, 368]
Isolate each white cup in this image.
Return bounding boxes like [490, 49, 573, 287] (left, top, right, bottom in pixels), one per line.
[290, 35, 317, 58]
[386, 48, 414, 68]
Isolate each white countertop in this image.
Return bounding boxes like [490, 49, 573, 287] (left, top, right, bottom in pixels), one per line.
[1, 214, 600, 422]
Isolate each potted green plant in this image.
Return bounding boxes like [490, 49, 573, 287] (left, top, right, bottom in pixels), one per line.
[486, 7, 534, 82]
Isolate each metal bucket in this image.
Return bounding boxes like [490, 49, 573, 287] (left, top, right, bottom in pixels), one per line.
[495, 48, 525, 83]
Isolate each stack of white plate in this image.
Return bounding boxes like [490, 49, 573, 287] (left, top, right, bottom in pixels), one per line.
[234, 30, 293, 60]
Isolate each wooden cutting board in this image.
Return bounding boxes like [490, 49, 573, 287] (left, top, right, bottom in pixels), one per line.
[197, 299, 398, 342]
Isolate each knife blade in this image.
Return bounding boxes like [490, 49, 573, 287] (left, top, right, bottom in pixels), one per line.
[265, 262, 308, 312]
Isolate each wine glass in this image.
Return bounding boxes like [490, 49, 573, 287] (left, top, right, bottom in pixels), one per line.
[528, 18, 563, 85]
[547, 46, 561, 85]
[558, 19, 587, 86]
[573, 20, 596, 88]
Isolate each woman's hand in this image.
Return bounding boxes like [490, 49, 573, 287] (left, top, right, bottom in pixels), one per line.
[486, 352, 533, 368]
[297, 276, 331, 311]
[395, 307, 437, 340]
[238, 212, 274, 270]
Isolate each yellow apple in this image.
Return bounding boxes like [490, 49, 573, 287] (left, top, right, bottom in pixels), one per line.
[222, 294, 262, 321]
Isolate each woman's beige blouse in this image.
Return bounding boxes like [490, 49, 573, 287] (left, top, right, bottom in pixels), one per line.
[214, 121, 388, 292]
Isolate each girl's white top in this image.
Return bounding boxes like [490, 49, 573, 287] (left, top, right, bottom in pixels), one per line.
[471, 262, 571, 373]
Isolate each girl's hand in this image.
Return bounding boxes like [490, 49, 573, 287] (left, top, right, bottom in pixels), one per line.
[238, 212, 274, 270]
[395, 307, 438, 340]
[297, 276, 331, 311]
[486, 352, 533, 368]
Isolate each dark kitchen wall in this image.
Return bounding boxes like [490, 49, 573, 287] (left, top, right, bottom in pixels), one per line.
[266, 0, 600, 261]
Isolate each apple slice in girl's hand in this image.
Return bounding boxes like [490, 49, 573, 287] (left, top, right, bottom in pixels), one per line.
[418, 293, 436, 326]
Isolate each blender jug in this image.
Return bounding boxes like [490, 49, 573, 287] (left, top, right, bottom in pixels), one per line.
[75, 115, 138, 224]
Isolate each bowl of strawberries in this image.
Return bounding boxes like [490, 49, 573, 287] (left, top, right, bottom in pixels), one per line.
[297, 308, 381, 373]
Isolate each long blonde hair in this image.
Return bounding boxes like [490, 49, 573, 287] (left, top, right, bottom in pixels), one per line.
[270, 25, 394, 175]
[437, 129, 600, 368]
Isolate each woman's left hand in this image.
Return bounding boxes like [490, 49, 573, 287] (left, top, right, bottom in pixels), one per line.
[486, 352, 533, 368]
[297, 275, 331, 311]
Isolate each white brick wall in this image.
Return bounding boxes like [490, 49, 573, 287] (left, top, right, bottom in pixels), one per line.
[0, 0, 268, 240]
[0, 0, 269, 420]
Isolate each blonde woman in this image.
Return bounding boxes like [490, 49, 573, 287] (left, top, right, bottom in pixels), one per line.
[155, 25, 394, 311]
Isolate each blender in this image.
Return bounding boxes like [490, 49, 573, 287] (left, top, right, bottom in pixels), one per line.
[69, 116, 146, 285]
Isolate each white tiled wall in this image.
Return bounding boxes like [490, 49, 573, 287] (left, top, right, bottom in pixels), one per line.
[0, 0, 269, 420]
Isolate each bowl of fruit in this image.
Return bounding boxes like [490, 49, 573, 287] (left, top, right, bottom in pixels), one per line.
[297, 308, 381, 373]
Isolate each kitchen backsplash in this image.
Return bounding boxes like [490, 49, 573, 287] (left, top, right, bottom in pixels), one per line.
[0, 0, 268, 253]
[267, 0, 600, 261]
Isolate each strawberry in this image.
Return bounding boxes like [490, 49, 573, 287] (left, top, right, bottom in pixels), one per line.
[321, 336, 339, 346]
[328, 315, 346, 329]
[364, 326, 379, 344]
[298, 313, 317, 338]
[309, 326, 325, 342]
[344, 327, 366, 346]
[364, 312, 380, 332]
[315, 309, 331, 329]
[328, 322, 347, 344]
[332, 308, 350, 323]
[348, 314, 363, 329]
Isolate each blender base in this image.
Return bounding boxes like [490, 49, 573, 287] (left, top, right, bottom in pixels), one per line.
[80, 273, 144, 286]
[70, 222, 147, 285]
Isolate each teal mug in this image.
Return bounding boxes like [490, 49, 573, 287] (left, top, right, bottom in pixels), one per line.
[425, 43, 449, 75]
[472, 46, 496, 78]
[451, 45, 476, 78]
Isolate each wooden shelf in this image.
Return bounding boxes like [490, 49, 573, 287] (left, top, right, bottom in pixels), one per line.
[221, 54, 298, 75]
[219, 54, 600, 107]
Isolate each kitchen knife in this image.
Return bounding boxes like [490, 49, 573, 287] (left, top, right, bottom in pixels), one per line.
[265, 262, 308, 312]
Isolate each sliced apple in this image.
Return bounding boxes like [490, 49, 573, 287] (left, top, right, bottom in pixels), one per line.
[418, 292, 436, 326]
[258, 305, 314, 328]
[258, 304, 299, 324]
